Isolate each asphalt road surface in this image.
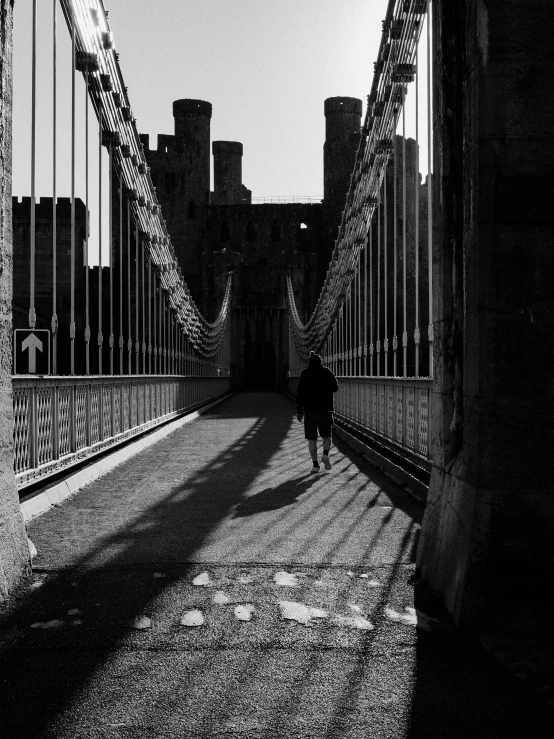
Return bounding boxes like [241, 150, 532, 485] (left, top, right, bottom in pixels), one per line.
[1, 393, 551, 738]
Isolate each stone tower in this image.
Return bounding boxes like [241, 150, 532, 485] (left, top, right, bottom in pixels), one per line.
[212, 141, 250, 205]
[172, 98, 212, 205]
[141, 99, 212, 305]
[323, 96, 362, 254]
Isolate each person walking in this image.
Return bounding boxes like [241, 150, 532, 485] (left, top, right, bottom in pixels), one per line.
[295, 351, 339, 472]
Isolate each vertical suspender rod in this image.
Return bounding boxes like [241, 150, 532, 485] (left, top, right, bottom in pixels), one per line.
[70, 9, 76, 374]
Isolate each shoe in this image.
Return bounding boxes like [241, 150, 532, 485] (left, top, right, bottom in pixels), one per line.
[322, 455, 332, 470]
[310, 463, 321, 474]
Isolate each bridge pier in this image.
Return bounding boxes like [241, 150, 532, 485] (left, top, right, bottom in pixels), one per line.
[419, 0, 554, 647]
[0, 0, 31, 598]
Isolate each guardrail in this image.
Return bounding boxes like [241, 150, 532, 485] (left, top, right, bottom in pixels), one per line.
[13, 375, 231, 488]
[250, 197, 323, 204]
[288, 375, 432, 463]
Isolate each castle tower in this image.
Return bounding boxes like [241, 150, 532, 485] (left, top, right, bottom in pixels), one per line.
[212, 141, 244, 205]
[323, 97, 362, 252]
[140, 100, 213, 306]
[172, 99, 212, 204]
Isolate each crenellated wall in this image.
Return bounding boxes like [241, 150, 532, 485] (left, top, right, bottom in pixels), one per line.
[212, 141, 251, 206]
[140, 97, 359, 389]
[140, 99, 212, 307]
[202, 202, 323, 389]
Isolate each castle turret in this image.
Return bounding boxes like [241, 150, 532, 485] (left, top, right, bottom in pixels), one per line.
[212, 141, 245, 205]
[323, 97, 362, 250]
[172, 99, 212, 204]
[139, 99, 213, 305]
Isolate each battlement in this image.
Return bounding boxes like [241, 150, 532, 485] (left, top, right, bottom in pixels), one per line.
[13, 196, 87, 221]
[324, 97, 363, 117]
[140, 133, 180, 154]
[173, 99, 212, 118]
[213, 141, 243, 156]
[157, 134, 177, 152]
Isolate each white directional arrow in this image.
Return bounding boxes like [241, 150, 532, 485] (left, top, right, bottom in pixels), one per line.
[22, 333, 43, 373]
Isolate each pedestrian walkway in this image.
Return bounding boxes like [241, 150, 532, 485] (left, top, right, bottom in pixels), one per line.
[1, 393, 551, 738]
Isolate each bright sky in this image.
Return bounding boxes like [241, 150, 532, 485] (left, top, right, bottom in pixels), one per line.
[11, 0, 429, 261]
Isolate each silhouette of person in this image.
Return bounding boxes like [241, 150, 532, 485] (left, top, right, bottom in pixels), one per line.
[295, 351, 339, 472]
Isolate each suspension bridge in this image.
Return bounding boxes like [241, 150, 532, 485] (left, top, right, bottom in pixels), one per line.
[0, 1, 553, 736]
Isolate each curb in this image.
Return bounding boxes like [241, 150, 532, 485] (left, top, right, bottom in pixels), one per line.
[331, 423, 428, 503]
[21, 393, 233, 523]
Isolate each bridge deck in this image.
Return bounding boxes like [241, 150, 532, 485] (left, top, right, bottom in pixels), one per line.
[1, 393, 549, 738]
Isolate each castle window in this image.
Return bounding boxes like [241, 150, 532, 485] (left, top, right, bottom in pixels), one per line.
[220, 223, 231, 243]
[188, 200, 196, 219]
[246, 221, 258, 242]
[270, 221, 282, 242]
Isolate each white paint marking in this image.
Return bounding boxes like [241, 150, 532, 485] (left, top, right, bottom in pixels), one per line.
[385, 607, 418, 626]
[181, 609, 204, 627]
[130, 615, 152, 630]
[234, 604, 255, 622]
[274, 571, 298, 587]
[279, 601, 312, 625]
[30, 619, 64, 629]
[331, 614, 374, 630]
[213, 591, 231, 605]
[192, 572, 212, 587]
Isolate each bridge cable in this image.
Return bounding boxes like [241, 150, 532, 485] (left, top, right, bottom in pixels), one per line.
[52, 0, 58, 372]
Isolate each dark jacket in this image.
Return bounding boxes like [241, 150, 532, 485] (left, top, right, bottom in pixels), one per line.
[296, 364, 339, 413]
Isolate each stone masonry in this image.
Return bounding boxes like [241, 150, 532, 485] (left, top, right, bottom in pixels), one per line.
[141, 96, 363, 390]
[0, 0, 31, 599]
[418, 0, 554, 656]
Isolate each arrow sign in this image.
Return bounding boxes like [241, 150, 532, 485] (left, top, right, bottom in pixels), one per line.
[22, 333, 43, 373]
[14, 329, 50, 375]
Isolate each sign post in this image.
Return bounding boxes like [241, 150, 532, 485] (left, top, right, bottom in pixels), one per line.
[14, 329, 51, 375]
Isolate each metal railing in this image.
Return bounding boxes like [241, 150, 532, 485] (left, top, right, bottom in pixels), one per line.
[288, 375, 431, 463]
[13, 375, 230, 488]
[250, 197, 323, 204]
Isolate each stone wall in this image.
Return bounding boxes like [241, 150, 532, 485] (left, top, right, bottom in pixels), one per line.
[12, 197, 87, 374]
[323, 97, 362, 259]
[204, 202, 324, 388]
[212, 141, 251, 206]
[140, 99, 212, 307]
[0, 0, 31, 599]
[418, 0, 554, 653]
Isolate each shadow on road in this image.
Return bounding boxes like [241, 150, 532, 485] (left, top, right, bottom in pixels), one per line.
[233, 475, 320, 517]
[0, 394, 291, 737]
[0, 392, 550, 737]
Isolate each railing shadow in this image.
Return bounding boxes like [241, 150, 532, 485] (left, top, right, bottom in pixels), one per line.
[2, 391, 547, 737]
[0, 393, 291, 738]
